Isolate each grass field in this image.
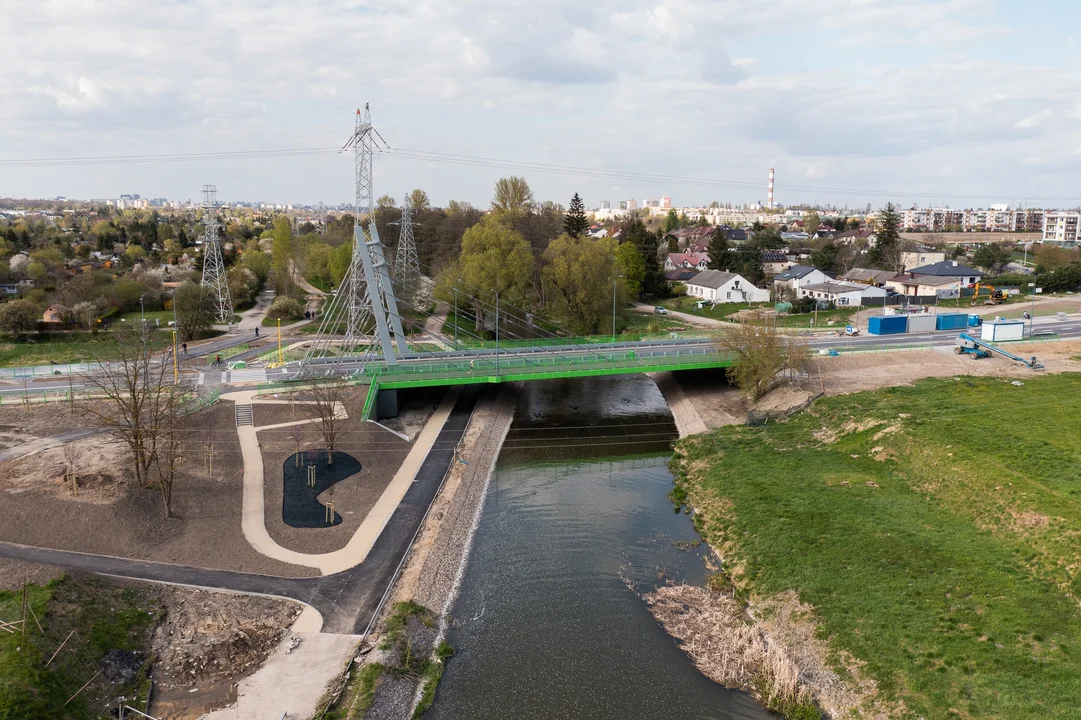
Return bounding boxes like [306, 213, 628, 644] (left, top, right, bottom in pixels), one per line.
[0, 576, 158, 719]
[662, 295, 855, 328]
[673, 374, 1081, 719]
[0, 333, 173, 367]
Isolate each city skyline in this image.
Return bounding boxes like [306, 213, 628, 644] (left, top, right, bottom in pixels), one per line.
[2, 1, 1081, 208]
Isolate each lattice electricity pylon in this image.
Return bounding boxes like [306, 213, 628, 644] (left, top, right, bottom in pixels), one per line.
[300, 106, 406, 375]
[199, 184, 233, 325]
[394, 194, 424, 305]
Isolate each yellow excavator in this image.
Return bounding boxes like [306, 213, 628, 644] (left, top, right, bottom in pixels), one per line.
[971, 283, 1004, 306]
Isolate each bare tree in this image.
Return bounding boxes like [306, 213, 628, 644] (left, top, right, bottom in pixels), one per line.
[301, 377, 350, 465]
[81, 327, 190, 516]
[714, 318, 810, 402]
[61, 442, 81, 496]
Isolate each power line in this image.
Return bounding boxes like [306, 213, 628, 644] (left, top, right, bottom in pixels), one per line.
[2, 145, 1078, 203]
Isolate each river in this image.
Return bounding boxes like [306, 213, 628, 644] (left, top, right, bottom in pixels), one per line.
[429, 375, 773, 720]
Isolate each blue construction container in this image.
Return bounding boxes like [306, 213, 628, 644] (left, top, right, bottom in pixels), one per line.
[868, 315, 908, 335]
[935, 313, 969, 331]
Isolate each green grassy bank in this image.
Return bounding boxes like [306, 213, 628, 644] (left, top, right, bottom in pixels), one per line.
[0, 576, 158, 719]
[672, 374, 1081, 719]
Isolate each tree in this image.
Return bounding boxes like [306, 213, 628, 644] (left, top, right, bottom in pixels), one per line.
[870, 203, 902, 271]
[459, 216, 534, 321]
[328, 241, 353, 287]
[1034, 244, 1079, 272]
[804, 212, 821, 236]
[563, 193, 589, 239]
[491, 176, 534, 215]
[615, 241, 647, 298]
[267, 296, 305, 320]
[72, 300, 99, 331]
[408, 189, 431, 213]
[82, 327, 190, 516]
[706, 227, 733, 271]
[125, 244, 147, 263]
[542, 234, 622, 335]
[0, 299, 38, 334]
[270, 217, 295, 297]
[302, 377, 350, 465]
[715, 318, 810, 402]
[619, 218, 667, 299]
[377, 195, 397, 212]
[664, 209, 680, 233]
[972, 244, 1012, 274]
[810, 241, 840, 273]
[173, 282, 216, 341]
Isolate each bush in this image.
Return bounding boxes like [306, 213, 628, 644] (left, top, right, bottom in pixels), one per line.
[266, 296, 305, 320]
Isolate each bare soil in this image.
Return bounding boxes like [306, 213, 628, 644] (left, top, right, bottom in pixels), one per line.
[0, 558, 62, 590]
[669, 341, 1081, 430]
[149, 586, 301, 714]
[0, 402, 317, 578]
[1, 434, 128, 504]
[258, 399, 410, 555]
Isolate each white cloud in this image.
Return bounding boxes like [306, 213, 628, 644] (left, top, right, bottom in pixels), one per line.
[0, 0, 1078, 207]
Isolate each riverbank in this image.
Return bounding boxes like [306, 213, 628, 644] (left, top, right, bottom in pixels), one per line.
[669, 373, 1081, 719]
[325, 384, 519, 719]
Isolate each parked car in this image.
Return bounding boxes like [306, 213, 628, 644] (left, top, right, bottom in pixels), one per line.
[653, 306, 668, 315]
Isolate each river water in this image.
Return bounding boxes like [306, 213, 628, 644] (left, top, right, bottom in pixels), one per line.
[429, 376, 773, 720]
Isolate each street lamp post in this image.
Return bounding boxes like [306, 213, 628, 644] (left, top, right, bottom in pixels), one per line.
[612, 274, 617, 340]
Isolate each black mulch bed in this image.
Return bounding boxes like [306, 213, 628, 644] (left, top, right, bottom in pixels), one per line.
[282, 451, 361, 528]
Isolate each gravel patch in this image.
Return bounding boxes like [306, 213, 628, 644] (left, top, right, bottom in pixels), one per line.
[365, 673, 417, 720]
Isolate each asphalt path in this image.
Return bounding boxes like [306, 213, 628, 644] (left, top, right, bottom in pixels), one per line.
[0, 385, 481, 635]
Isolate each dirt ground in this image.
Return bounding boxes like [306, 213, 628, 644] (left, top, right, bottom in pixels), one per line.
[148, 585, 302, 719]
[0, 558, 63, 590]
[0, 402, 317, 578]
[673, 340, 1081, 430]
[257, 397, 411, 555]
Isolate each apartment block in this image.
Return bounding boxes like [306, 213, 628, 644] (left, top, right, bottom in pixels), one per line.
[1043, 212, 1080, 247]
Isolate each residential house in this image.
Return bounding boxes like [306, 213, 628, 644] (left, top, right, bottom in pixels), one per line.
[0, 284, 19, 298]
[761, 250, 792, 276]
[685, 270, 770, 303]
[899, 248, 946, 269]
[903, 260, 981, 285]
[833, 228, 876, 246]
[798, 281, 887, 308]
[42, 304, 70, 324]
[840, 268, 895, 287]
[773, 265, 831, 293]
[885, 273, 971, 299]
[664, 252, 709, 272]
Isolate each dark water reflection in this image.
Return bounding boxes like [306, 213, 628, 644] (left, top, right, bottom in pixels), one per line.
[430, 377, 773, 720]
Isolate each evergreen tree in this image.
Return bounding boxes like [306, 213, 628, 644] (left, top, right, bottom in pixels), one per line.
[620, 217, 668, 299]
[869, 202, 902, 270]
[563, 193, 589, 238]
[706, 227, 733, 271]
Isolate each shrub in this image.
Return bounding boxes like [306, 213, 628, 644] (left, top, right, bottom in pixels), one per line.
[266, 296, 305, 320]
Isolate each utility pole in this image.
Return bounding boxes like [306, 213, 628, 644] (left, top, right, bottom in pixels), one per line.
[200, 185, 233, 325]
[495, 292, 500, 378]
[453, 283, 459, 351]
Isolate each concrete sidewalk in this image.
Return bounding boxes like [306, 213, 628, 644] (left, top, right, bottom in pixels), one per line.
[225, 386, 462, 576]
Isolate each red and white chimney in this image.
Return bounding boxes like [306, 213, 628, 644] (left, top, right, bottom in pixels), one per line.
[767, 168, 775, 209]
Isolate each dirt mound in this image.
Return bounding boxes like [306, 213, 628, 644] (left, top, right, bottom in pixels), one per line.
[0, 435, 127, 504]
[150, 587, 301, 692]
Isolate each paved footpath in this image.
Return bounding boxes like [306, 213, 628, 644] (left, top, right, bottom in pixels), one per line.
[0, 386, 482, 635]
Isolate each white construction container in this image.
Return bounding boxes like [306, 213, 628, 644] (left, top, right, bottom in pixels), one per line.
[980, 320, 1024, 342]
[906, 315, 937, 333]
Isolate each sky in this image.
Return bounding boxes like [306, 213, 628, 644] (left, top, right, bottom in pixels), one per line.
[2, 0, 1081, 210]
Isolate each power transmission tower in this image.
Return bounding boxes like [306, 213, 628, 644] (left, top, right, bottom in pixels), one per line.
[200, 185, 233, 325]
[394, 194, 422, 304]
[302, 105, 406, 372]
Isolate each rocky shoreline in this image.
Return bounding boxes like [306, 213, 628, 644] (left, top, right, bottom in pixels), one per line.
[334, 383, 520, 719]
